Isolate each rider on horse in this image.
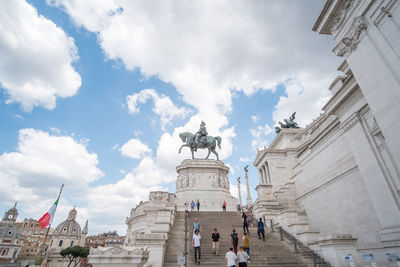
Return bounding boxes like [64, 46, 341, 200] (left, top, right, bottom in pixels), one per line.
[194, 121, 208, 151]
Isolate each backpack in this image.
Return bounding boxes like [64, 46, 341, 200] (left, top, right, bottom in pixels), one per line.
[232, 232, 238, 242]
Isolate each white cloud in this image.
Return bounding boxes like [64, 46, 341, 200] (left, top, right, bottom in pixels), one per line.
[126, 88, 190, 130]
[119, 138, 151, 159]
[0, 0, 81, 111]
[15, 114, 24, 120]
[86, 170, 166, 233]
[250, 123, 274, 149]
[251, 115, 259, 123]
[133, 130, 143, 137]
[49, 0, 340, 128]
[239, 157, 251, 163]
[229, 183, 246, 204]
[273, 78, 333, 128]
[0, 128, 103, 227]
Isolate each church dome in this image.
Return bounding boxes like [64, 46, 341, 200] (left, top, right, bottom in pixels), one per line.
[53, 208, 82, 238]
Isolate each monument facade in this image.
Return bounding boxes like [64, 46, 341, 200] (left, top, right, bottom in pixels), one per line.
[89, 122, 238, 267]
[253, 1, 400, 266]
[175, 159, 237, 211]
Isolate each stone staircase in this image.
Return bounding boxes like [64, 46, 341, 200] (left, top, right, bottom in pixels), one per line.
[163, 211, 322, 267]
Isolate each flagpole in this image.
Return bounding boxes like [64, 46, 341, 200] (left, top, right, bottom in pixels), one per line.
[42, 184, 64, 266]
[44, 184, 64, 241]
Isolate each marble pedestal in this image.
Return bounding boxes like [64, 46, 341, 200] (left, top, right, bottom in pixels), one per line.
[89, 246, 150, 267]
[175, 159, 237, 211]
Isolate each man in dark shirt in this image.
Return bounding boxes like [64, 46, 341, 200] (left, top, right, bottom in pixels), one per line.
[211, 228, 220, 256]
[257, 218, 265, 241]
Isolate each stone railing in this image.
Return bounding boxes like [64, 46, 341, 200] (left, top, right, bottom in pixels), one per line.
[278, 226, 332, 267]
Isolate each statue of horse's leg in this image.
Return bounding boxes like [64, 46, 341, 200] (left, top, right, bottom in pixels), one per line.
[205, 147, 211, 159]
[191, 147, 194, 159]
[179, 144, 185, 153]
[212, 148, 219, 161]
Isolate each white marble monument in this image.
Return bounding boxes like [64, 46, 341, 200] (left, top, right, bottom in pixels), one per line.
[175, 159, 237, 211]
[253, 1, 400, 266]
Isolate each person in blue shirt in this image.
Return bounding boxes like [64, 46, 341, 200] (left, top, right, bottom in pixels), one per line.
[257, 218, 265, 241]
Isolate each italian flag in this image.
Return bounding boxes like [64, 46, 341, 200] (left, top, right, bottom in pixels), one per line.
[38, 196, 60, 229]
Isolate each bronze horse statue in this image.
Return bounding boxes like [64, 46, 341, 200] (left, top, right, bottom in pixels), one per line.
[179, 132, 221, 160]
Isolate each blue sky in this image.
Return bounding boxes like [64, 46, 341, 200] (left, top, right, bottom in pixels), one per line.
[0, 0, 341, 234]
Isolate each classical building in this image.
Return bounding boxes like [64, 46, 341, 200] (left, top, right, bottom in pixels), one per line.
[253, 0, 400, 266]
[16, 218, 51, 266]
[0, 203, 22, 265]
[45, 208, 88, 267]
[85, 231, 125, 249]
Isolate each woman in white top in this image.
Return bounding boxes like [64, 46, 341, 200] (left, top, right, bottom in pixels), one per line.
[192, 230, 201, 264]
[237, 246, 249, 267]
[184, 202, 189, 216]
[225, 247, 237, 267]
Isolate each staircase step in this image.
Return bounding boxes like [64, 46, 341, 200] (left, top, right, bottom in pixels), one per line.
[163, 211, 315, 266]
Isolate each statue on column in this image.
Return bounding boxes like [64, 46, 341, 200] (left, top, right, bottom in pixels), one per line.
[244, 165, 253, 206]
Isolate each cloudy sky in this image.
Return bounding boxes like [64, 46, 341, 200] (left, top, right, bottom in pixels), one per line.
[0, 0, 341, 234]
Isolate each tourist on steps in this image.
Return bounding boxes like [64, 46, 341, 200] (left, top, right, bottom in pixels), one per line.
[237, 246, 250, 267]
[242, 232, 250, 262]
[225, 247, 237, 267]
[222, 201, 227, 212]
[192, 230, 201, 264]
[184, 202, 189, 217]
[191, 200, 195, 211]
[230, 229, 239, 255]
[196, 199, 200, 211]
[257, 217, 265, 241]
[211, 228, 220, 256]
[242, 212, 249, 234]
[192, 218, 201, 234]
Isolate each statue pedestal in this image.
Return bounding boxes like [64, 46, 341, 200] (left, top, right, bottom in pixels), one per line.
[175, 159, 237, 211]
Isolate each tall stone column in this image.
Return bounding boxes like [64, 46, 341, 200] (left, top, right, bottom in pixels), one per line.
[237, 177, 242, 207]
[244, 166, 253, 206]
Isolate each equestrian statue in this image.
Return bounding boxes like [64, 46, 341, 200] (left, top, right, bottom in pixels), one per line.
[179, 121, 222, 160]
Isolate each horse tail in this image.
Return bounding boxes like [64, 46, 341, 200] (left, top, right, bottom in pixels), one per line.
[215, 136, 222, 149]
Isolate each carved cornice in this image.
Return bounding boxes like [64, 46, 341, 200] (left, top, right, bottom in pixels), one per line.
[333, 16, 367, 57]
[90, 245, 149, 257]
[340, 112, 360, 132]
[330, 0, 355, 33]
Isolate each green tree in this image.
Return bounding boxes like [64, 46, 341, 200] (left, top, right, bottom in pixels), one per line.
[60, 245, 89, 267]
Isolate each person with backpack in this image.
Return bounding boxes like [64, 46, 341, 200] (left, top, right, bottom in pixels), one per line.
[230, 229, 239, 255]
[242, 212, 249, 234]
[192, 218, 201, 235]
[237, 246, 250, 267]
[242, 232, 250, 262]
[257, 217, 265, 241]
[190, 200, 195, 211]
[222, 201, 227, 212]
